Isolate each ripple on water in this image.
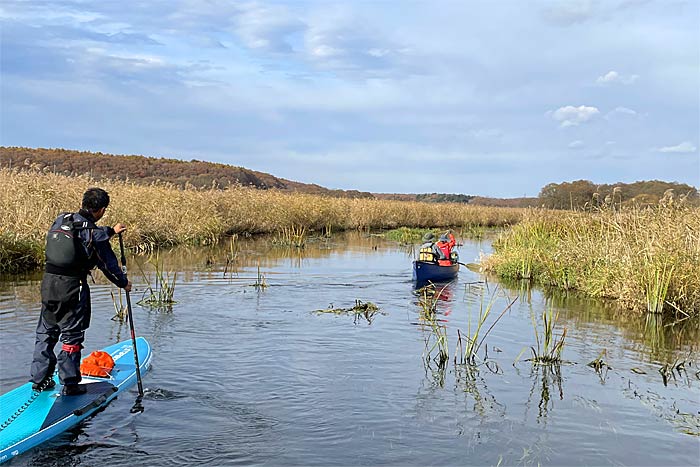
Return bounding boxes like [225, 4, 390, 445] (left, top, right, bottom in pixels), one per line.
[1, 233, 699, 466]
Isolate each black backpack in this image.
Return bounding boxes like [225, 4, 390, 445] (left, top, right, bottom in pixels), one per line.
[45, 213, 96, 270]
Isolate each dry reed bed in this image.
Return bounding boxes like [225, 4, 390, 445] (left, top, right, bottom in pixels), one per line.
[0, 169, 524, 273]
[484, 206, 700, 315]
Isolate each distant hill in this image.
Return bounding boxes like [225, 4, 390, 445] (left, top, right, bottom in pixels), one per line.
[0, 147, 374, 198]
[2, 147, 695, 208]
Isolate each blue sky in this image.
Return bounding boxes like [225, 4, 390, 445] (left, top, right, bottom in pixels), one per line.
[1, 0, 698, 197]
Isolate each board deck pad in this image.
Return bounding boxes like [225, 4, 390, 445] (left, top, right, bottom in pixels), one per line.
[0, 337, 151, 464]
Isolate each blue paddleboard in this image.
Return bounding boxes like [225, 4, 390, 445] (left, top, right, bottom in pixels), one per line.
[0, 337, 151, 464]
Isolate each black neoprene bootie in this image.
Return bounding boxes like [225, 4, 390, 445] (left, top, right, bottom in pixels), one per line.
[31, 379, 56, 391]
[62, 384, 87, 396]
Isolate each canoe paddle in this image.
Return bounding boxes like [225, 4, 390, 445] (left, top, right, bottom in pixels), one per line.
[457, 261, 482, 273]
[118, 232, 145, 413]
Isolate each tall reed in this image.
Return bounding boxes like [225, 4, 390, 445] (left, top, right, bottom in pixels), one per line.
[484, 204, 700, 315]
[273, 225, 308, 248]
[0, 168, 525, 274]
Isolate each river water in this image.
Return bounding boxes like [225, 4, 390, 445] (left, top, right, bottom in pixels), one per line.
[1, 232, 698, 466]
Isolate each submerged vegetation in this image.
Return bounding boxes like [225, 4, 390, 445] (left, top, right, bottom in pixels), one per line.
[315, 300, 383, 324]
[484, 204, 700, 315]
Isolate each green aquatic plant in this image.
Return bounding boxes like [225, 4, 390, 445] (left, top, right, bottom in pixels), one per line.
[351, 300, 381, 324]
[658, 354, 694, 387]
[415, 283, 450, 367]
[110, 287, 128, 321]
[457, 287, 517, 366]
[587, 349, 611, 372]
[587, 349, 612, 381]
[252, 263, 268, 289]
[314, 299, 383, 324]
[643, 257, 675, 314]
[516, 305, 567, 365]
[136, 250, 177, 309]
[425, 314, 449, 368]
[459, 224, 486, 239]
[223, 234, 239, 277]
[273, 225, 307, 248]
[385, 227, 432, 244]
[416, 282, 442, 318]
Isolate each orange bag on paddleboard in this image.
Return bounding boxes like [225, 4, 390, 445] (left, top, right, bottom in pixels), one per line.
[80, 350, 115, 377]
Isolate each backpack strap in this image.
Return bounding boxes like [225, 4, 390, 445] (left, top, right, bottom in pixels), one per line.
[63, 212, 97, 231]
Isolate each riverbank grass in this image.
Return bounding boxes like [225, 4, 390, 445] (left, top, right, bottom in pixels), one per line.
[0, 169, 525, 274]
[484, 205, 700, 315]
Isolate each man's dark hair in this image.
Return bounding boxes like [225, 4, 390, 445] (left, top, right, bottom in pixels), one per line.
[82, 188, 110, 212]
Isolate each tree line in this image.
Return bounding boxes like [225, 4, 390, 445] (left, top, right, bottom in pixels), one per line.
[539, 179, 698, 209]
[1, 147, 694, 208]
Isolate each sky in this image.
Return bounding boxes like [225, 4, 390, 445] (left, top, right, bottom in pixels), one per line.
[1, 0, 699, 197]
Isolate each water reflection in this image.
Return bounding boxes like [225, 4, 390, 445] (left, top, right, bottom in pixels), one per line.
[497, 277, 700, 363]
[454, 364, 506, 420]
[1, 231, 699, 466]
[528, 364, 563, 424]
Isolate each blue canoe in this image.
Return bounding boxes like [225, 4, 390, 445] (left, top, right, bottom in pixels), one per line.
[0, 337, 151, 464]
[412, 260, 459, 284]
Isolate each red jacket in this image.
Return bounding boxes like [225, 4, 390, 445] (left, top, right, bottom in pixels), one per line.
[436, 234, 455, 266]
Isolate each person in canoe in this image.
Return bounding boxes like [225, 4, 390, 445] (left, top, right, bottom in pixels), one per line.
[418, 232, 443, 263]
[435, 231, 457, 266]
[29, 188, 132, 396]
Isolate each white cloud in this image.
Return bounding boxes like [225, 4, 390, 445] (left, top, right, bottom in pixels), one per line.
[612, 106, 636, 116]
[311, 44, 341, 58]
[568, 140, 584, 149]
[658, 141, 697, 153]
[605, 106, 638, 120]
[232, 3, 305, 53]
[596, 70, 639, 85]
[550, 105, 600, 128]
[367, 48, 390, 58]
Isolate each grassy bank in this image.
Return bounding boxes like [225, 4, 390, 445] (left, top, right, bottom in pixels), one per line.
[483, 206, 700, 315]
[0, 169, 524, 274]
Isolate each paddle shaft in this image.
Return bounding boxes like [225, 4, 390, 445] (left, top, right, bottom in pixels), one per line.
[118, 233, 144, 398]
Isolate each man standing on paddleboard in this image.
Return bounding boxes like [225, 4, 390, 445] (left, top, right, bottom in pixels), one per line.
[29, 188, 132, 396]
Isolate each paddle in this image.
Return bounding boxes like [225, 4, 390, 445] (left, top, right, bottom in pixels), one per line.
[457, 261, 482, 273]
[118, 232, 145, 413]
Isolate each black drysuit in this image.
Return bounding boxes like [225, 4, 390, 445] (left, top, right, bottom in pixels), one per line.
[30, 210, 128, 386]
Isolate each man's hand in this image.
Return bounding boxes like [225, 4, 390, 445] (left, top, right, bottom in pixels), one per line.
[113, 223, 127, 234]
[124, 280, 132, 293]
